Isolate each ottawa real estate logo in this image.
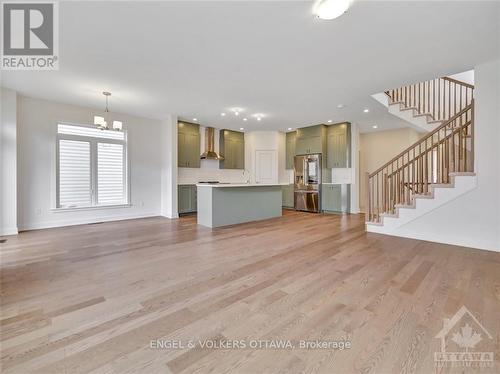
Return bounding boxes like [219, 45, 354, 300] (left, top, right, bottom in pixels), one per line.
[434, 305, 494, 368]
[1, 1, 58, 70]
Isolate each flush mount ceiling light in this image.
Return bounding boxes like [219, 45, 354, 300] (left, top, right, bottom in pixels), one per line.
[372, 125, 378, 129]
[243, 118, 248, 121]
[327, 120, 333, 123]
[240, 127, 244, 130]
[337, 104, 345, 109]
[363, 109, 370, 113]
[193, 118, 198, 121]
[313, 0, 351, 20]
[221, 112, 226, 116]
[93, 92, 123, 131]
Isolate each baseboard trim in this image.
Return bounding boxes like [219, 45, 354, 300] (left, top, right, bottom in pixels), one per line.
[19, 212, 160, 231]
[367, 229, 500, 253]
[0, 227, 19, 236]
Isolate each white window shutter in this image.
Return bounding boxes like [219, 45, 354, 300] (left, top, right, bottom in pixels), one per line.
[58, 139, 91, 207]
[97, 143, 126, 205]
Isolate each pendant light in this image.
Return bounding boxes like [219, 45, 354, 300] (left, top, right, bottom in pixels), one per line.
[94, 91, 123, 131]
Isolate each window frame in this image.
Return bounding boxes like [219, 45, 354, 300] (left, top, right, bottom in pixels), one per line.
[55, 122, 130, 210]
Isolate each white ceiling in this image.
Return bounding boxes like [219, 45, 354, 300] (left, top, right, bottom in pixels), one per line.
[2, 1, 499, 133]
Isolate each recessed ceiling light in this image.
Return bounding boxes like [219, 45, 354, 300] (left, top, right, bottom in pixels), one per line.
[327, 120, 333, 123]
[257, 117, 262, 121]
[313, 0, 350, 20]
[337, 104, 345, 109]
[193, 118, 198, 121]
[243, 118, 248, 121]
[221, 112, 226, 116]
[234, 111, 239, 116]
[287, 127, 293, 131]
[372, 125, 378, 129]
[240, 127, 244, 130]
[363, 109, 369, 113]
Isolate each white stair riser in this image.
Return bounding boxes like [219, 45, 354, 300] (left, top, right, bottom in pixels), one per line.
[367, 176, 477, 232]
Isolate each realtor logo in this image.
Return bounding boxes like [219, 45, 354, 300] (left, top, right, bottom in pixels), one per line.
[1, 1, 58, 70]
[434, 305, 494, 368]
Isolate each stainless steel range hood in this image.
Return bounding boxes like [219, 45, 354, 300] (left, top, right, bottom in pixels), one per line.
[200, 127, 224, 160]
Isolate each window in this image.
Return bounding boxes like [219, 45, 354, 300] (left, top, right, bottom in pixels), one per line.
[56, 123, 128, 208]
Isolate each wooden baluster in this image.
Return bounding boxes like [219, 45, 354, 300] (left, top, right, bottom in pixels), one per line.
[433, 79, 436, 119]
[451, 124, 456, 173]
[436, 131, 442, 183]
[424, 139, 428, 193]
[471, 104, 474, 171]
[448, 81, 452, 119]
[377, 173, 380, 220]
[438, 78, 441, 120]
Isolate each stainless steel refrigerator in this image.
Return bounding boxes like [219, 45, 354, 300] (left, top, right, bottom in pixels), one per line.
[294, 154, 321, 213]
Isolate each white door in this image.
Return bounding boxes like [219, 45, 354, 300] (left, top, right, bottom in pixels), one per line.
[255, 150, 278, 184]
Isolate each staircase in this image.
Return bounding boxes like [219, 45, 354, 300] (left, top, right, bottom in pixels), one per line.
[365, 77, 476, 234]
[372, 77, 475, 132]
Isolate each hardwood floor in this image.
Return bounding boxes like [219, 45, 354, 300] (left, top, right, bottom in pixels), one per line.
[1, 211, 499, 373]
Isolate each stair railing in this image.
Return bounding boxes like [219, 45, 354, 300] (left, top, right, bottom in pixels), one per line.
[385, 77, 474, 123]
[365, 102, 474, 223]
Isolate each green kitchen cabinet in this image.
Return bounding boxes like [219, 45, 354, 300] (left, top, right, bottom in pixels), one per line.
[220, 130, 245, 170]
[285, 131, 296, 169]
[321, 184, 342, 212]
[295, 125, 324, 155]
[178, 185, 197, 214]
[178, 122, 200, 168]
[282, 184, 294, 208]
[327, 123, 350, 168]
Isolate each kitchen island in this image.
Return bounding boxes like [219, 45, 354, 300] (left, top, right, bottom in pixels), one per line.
[196, 183, 285, 228]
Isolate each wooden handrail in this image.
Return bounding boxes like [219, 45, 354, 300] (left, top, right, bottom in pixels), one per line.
[369, 103, 472, 178]
[443, 76, 475, 89]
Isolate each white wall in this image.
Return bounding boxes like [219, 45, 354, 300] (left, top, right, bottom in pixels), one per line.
[1, 88, 18, 235]
[450, 70, 474, 85]
[17, 95, 164, 230]
[350, 122, 360, 213]
[359, 127, 422, 212]
[160, 115, 178, 218]
[382, 59, 500, 252]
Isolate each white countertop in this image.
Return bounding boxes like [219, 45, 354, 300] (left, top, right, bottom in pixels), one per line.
[196, 183, 289, 188]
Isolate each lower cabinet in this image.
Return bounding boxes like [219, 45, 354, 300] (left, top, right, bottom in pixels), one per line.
[178, 185, 197, 214]
[321, 185, 342, 212]
[282, 185, 294, 208]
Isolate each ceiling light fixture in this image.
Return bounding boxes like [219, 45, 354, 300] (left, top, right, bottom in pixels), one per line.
[193, 118, 198, 121]
[363, 109, 369, 113]
[327, 120, 333, 123]
[372, 125, 378, 129]
[221, 112, 226, 116]
[93, 92, 123, 131]
[243, 118, 248, 121]
[240, 127, 244, 130]
[337, 104, 345, 109]
[287, 127, 293, 131]
[313, 0, 351, 20]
